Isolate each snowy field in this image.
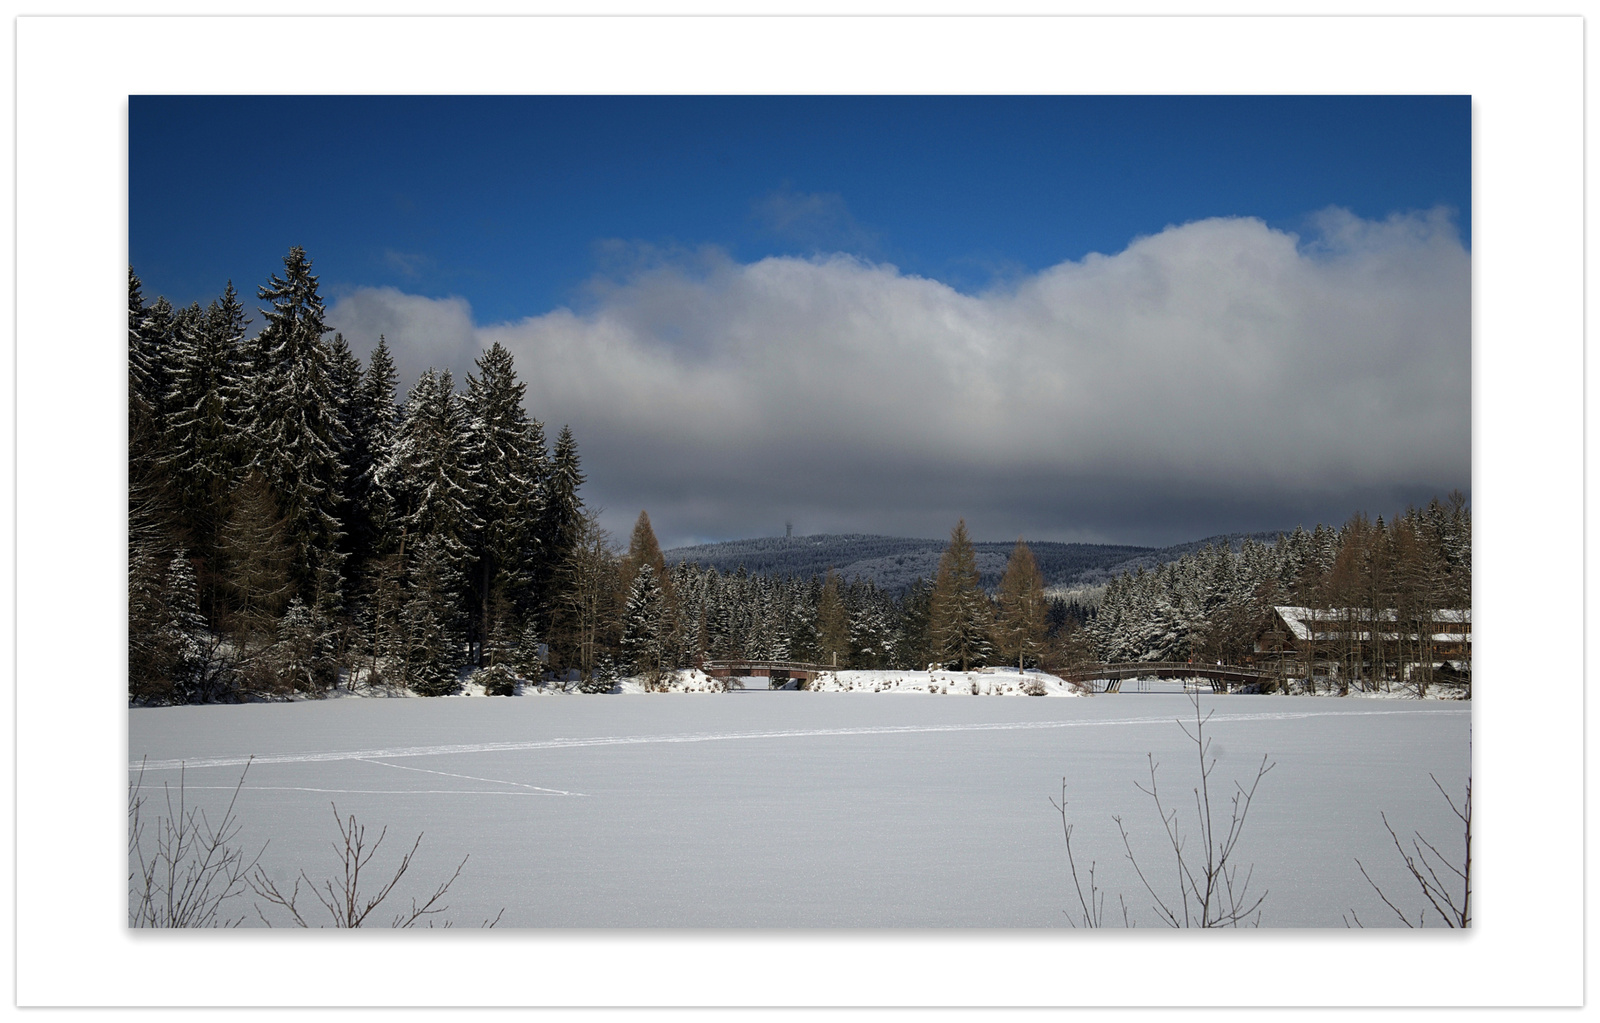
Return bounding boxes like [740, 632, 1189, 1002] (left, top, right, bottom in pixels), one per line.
[129, 683, 1470, 928]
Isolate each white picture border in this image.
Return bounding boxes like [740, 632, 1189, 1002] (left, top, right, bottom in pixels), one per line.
[10, 11, 1584, 1014]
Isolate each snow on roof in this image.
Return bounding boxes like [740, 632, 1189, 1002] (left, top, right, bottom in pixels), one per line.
[1271, 606, 1470, 642]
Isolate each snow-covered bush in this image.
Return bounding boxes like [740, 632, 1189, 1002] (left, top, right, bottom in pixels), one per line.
[409, 662, 461, 698]
[471, 663, 520, 697]
[578, 657, 618, 695]
[272, 599, 339, 695]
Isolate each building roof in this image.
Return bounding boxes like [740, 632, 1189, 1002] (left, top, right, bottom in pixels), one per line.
[1270, 606, 1470, 643]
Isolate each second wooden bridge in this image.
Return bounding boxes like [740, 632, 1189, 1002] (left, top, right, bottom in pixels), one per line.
[1053, 661, 1277, 693]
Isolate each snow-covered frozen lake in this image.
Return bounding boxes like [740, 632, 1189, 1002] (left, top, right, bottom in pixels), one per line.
[129, 690, 1470, 928]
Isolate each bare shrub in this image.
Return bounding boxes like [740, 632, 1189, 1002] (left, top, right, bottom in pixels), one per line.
[130, 760, 501, 928]
[1053, 692, 1274, 927]
[128, 759, 263, 927]
[1347, 764, 1471, 928]
[249, 805, 502, 928]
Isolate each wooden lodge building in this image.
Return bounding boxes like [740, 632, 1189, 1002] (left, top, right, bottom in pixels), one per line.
[1253, 605, 1471, 689]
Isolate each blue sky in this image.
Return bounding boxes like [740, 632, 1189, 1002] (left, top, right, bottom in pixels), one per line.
[132, 95, 1469, 317]
[130, 96, 1471, 547]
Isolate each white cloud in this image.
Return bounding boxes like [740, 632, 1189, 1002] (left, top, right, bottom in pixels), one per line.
[328, 286, 479, 385]
[326, 209, 1469, 546]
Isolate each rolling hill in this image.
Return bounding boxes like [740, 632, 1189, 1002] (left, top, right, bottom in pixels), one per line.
[662, 531, 1287, 592]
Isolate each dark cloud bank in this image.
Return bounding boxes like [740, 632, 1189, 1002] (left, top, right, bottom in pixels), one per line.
[328, 208, 1470, 549]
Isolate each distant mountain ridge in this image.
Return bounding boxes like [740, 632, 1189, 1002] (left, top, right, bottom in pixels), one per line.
[662, 531, 1288, 592]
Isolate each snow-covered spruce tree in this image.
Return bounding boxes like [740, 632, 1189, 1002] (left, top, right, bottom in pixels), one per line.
[994, 538, 1047, 670]
[619, 562, 668, 683]
[344, 335, 400, 597]
[928, 519, 994, 671]
[666, 562, 707, 669]
[128, 545, 171, 704]
[759, 589, 791, 661]
[619, 511, 676, 665]
[380, 368, 483, 581]
[700, 567, 733, 660]
[895, 577, 935, 670]
[839, 580, 890, 669]
[129, 274, 183, 568]
[270, 597, 340, 695]
[162, 283, 251, 614]
[130, 283, 177, 458]
[579, 654, 619, 694]
[532, 425, 585, 633]
[246, 247, 348, 608]
[324, 332, 366, 591]
[129, 549, 214, 704]
[398, 535, 466, 697]
[515, 620, 546, 681]
[162, 551, 225, 702]
[470, 662, 520, 697]
[783, 576, 818, 663]
[463, 343, 546, 665]
[619, 510, 669, 603]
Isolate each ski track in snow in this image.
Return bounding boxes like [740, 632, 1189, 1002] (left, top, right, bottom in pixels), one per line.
[356, 757, 586, 796]
[130, 706, 1466, 775]
[177, 787, 554, 796]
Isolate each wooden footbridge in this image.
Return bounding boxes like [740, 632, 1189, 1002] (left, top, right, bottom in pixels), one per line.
[1054, 661, 1277, 693]
[701, 659, 837, 686]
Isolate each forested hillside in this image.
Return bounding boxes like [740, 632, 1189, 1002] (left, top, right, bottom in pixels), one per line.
[1087, 500, 1471, 680]
[662, 532, 1284, 592]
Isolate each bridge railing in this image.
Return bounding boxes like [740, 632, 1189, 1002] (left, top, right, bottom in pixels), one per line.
[1054, 661, 1276, 681]
[701, 659, 838, 675]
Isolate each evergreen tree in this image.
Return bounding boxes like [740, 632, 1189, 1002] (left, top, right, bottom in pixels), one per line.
[896, 577, 935, 670]
[927, 519, 993, 671]
[533, 425, 585, 629]
[129, 548, 223, 705]
[345, 335, 400, 592]
[463, 343, 545, 663]
[325, 332, 365, 569]
[785, 577, 818, 663]
[271, 598, 339, 695]
[162, 551, 212, 702]
[994, 538, 1047, 670]
[162, 283, 251, 609]
[579, 655, 619, 695]
[847, 581, 898, 669]
[128, 546, 174, 705]
[129, 273, 184, 562]
[381, 368, 482, 574]
[248, 247, 348, 606]
[619, 510, 674, 659]
[399, 536, 466, 697]
[130, 291, 177, 445]
[619, 562, 667, 680]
